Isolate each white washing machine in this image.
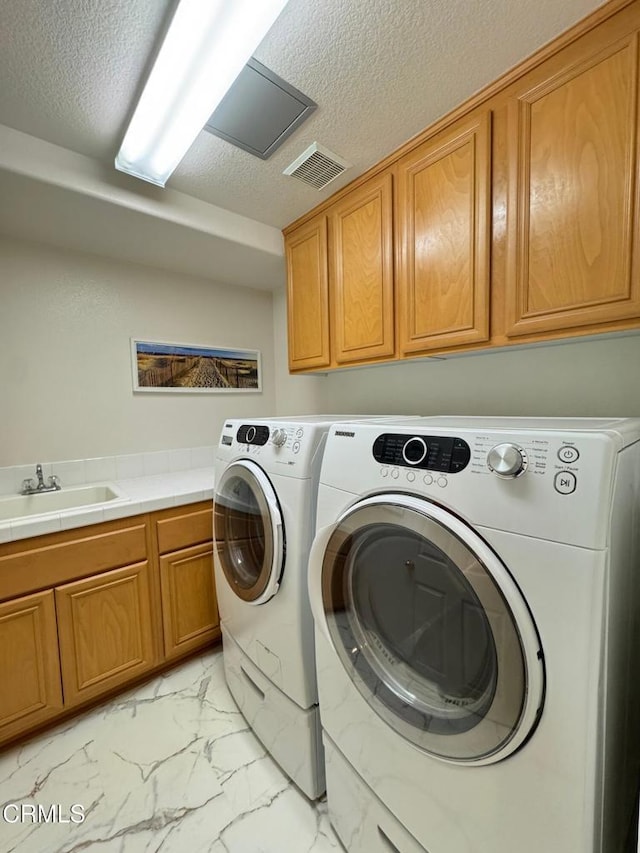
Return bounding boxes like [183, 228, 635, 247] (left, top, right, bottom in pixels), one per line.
[308, 416, 640, 852]
[213, 415, 402, 799]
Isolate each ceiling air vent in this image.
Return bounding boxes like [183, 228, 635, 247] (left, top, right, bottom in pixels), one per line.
[283, 143, 351, 190]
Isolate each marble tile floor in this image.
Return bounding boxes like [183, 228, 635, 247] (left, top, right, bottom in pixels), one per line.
[0, 650, 342, 853]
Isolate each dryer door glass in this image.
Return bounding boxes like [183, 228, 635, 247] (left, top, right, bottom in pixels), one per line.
[320, 498, 544, 763]
[214, 461, 284, 604]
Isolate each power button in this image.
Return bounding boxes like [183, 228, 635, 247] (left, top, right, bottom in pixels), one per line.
[558, 446, 579, 464]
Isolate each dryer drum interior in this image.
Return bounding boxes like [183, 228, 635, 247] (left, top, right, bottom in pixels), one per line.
[214, 460, 285, 604]
[320, 497, 545, 764]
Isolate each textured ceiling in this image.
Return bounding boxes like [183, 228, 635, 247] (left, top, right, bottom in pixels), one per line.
[0, 0, 605, 232]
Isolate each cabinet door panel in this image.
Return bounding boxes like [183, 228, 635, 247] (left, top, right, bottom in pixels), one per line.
[397, 112, 491, 353]
[156, 506, 213, 555]
[56, 562, 156, 706]
[285, 216, 330, 369]
[159, 543, 219, 659]
[331, 172, 395, 363]
[0, 591, 62, 742]
[506, 33, 640, 336]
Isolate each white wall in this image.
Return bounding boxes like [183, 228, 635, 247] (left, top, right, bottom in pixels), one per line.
[1, 236, 277, 466]
[322, 334, 640, 418]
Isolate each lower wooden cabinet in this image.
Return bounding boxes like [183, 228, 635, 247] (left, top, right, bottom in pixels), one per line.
[0, 500, 219, 749]
[0, 590, 63, 740]
[159, 543, 219, 659]
[55, 561, 157, 707]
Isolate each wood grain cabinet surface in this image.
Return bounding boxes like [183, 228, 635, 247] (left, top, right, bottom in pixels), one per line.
[285, 214, 331, 370]
[55, 561, 157, 707]
[283, 0, 640, 370]
[330, 171, 395, 364]
[0, 500, 220, 749]
[505, 28, 640, 338]
[159, 542, 219, 660]
[0, 591, 63, 742]
[396, 112, 491, 354]
[154, 503, 220, 661]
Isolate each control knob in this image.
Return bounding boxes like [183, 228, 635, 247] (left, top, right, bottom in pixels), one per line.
[487, 443, 527, 478]
[271, 428, 287, 447]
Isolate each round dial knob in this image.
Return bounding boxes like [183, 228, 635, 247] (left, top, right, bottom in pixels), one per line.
[487, 443, 527, 478]
[271, 428, 287, 447]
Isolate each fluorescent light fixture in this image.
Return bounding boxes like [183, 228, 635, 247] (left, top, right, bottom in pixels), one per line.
[115, 0, 290, 187]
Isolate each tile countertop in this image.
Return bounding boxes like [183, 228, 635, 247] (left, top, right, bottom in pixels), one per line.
[0, 466, 215, 545]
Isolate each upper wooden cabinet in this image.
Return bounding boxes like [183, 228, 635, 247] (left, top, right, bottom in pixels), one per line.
[330, 172, 395, 364]
[285, 215, 330, 370]
[505, 30, 640, 338]
[396, 112, 491, 354]
[285, 171, 395, 370]
[283, 1, 640, 370]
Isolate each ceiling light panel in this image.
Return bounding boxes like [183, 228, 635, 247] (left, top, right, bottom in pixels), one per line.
[115, 0, 290, 187]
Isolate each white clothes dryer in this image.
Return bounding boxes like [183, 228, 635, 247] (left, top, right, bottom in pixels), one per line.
[308, 417, 640, 852]
[213, 415, 403, 799]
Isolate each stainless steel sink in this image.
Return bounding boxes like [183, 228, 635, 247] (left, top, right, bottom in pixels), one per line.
[0, 484, 129, 522]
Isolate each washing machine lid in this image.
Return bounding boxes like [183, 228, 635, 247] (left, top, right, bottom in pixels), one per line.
[214, 459, 285, 605]
[315, 494, 545, 765]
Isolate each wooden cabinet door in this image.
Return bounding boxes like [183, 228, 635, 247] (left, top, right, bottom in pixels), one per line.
[285, 215, 331, 370]
[397, 112, 491, 354]
[55, 562, 156, 706]
[505, 32, 640, 337]
[159, 543, 219, 660]
[330, 171, 395, 363]
[0, 590, 62, 742]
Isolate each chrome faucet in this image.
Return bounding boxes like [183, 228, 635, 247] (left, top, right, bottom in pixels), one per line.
[21, 464, 61, 495]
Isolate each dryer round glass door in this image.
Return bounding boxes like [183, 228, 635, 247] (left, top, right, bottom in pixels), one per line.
[318, 494, 544, 765]
[214, 460, 285, 605]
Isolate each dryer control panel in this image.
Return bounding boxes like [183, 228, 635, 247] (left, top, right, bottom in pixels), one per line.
[236, 425, 270, 446]
[373, 434, 471, 473]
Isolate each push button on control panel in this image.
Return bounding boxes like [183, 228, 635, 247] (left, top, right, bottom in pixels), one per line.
[558, 446, 579, 464]
[554, 471, 577, 495]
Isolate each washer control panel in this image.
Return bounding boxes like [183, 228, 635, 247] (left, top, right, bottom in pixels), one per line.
[372, 434, 471, 473]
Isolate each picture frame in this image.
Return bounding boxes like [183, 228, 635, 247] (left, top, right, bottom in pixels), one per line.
[131, 339, 262, 393]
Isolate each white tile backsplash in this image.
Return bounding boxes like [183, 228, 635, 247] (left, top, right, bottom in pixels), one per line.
[143, 450, 170, 476]
[191, 445, 216, 469]
[85, 456, 118, 482]
[168, 448, 193, 472]
[0, 467, 16, 495]
[115, 453, 145, 480]
[0, 446, 217, 497]
[53, 459, 87, 487]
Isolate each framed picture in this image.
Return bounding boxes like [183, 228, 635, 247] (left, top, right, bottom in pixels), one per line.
[131, 339, 262, 393]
